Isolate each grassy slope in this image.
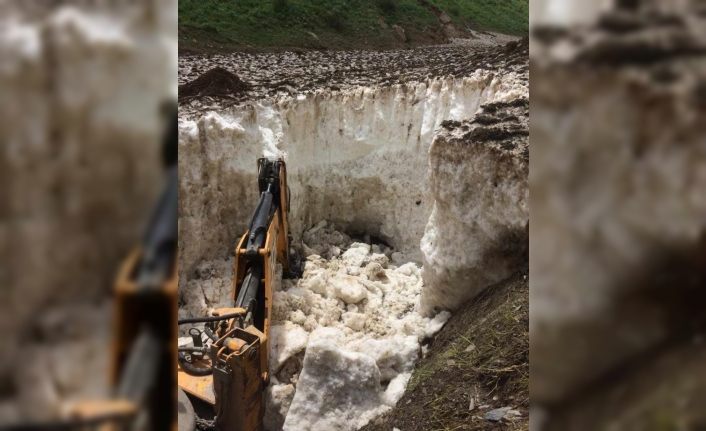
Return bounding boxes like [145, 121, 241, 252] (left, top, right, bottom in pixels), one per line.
[362, 270, 529, 431]
[431, 0, 529, 35]
[179, 0, 528, 52]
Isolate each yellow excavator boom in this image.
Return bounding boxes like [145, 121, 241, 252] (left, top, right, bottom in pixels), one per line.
[178, 158, 291, 431]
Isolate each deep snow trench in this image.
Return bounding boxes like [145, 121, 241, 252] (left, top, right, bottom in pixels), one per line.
[179, 69, 527, 430]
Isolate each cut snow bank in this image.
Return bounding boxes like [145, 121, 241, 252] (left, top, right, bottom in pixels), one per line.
[532, 11, 706, 404]
[420, 99, 529, 314]
[178, 71, 526, 277]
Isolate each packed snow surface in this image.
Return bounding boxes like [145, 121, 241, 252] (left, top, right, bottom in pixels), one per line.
[178, 38, 528, 118]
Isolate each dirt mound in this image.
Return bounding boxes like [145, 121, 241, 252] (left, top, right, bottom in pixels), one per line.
[178, 67, 250, 100]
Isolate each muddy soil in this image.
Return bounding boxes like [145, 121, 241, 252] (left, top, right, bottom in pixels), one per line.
[179, 67, 250, 101]
[178, 38, 528, 118]
[362, 270, 529, 431]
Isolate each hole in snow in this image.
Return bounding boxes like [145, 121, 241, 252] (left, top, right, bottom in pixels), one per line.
[178, 71, 527, 431]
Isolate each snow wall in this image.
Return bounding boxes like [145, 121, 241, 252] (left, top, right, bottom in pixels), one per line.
[178, 71, 526, 279]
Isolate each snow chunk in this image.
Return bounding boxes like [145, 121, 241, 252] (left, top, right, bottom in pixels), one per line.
[270, 322, 309, 373]
[348, 336, 419, 381]
[265, 383, 296, 431]
[382, 373, 412, 406]
[283, 338, 388, 431]
[341, 243, 371, 267]
[342, 312, 366, 331]
[425, 311, 452, 337]
[331, 274, 367, 304]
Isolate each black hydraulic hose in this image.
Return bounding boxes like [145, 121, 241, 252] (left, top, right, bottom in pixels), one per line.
[203, 326, 218, 341]
[246, 183, 275, 254]
[235, 266, 262, 310]
[177, 351, 212, 376]
[178, 346, 208, 353]
[177, 313, 243, 325]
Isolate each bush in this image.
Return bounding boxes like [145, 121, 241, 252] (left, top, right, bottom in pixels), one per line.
[448, 4, 461, 17]
[324, 12, 344, 31]
[376, 0, 397, 14]
[273, 0, 288, 14]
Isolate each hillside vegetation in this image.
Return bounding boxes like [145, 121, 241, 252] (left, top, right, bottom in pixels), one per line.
[179, 0, 528, 53]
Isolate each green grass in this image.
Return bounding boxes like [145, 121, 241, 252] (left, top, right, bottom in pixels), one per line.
[407, 278, 529, 399]
[431, 0, 529, 36]
[179, 0, 528, 52]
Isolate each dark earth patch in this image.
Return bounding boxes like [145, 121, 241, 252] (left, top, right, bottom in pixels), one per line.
[362, 269, 529, 431]
[179, 67, 250, 101]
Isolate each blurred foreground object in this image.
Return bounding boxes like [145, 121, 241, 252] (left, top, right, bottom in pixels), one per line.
[0, 0, 176, 427]
[531, 0, 706, 430]
[2, 116, 177, 430]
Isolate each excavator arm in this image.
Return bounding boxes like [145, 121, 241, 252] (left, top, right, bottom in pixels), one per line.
[178, 158, 291, 431]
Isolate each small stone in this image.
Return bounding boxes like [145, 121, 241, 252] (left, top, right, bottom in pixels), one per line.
[485, 407, 512, 422]
[506, 409, 522, 419]
[464, 343, 476, 352]
[342, 312, 366, 331]
[390, 252, 405, 265]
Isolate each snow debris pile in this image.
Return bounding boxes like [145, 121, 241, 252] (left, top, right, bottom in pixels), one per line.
[263, 221, 449, 430]
[177, 222, 450, 431]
